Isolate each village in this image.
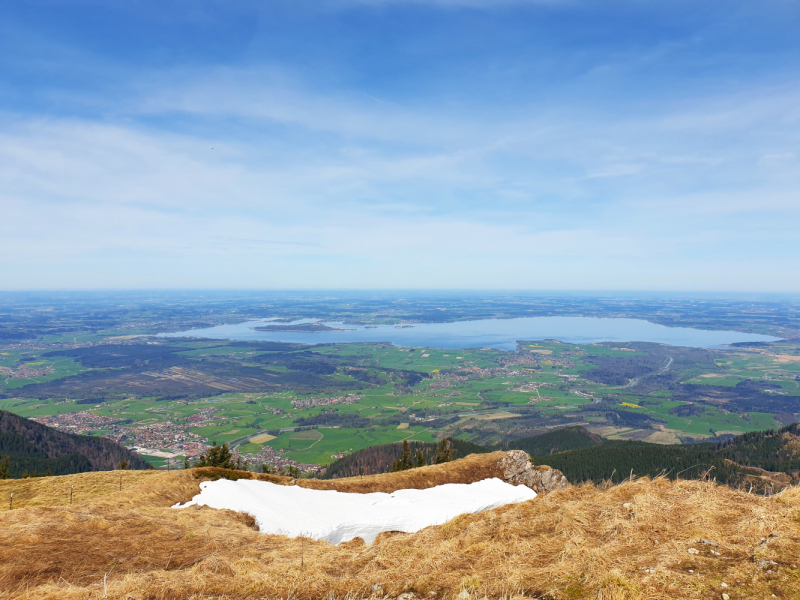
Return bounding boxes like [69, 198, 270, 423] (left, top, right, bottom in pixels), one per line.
[31, 403, 322, 474]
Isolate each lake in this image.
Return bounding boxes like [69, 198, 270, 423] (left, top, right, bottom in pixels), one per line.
[160, 316, 780, 350]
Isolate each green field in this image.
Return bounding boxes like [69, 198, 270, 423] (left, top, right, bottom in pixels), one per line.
[266, 425, 437, 464]
[2, 334, 798, 468]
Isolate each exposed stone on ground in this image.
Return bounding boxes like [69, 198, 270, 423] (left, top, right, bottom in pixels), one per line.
[498, 450, 569, 494]
[758, 560, 778, 568]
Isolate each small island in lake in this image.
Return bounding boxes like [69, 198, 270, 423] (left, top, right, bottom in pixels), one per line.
[253, 323, 352, 333]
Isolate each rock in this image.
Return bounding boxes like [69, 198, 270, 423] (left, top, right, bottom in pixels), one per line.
[623, 502, 632, 509]
[700, 538, 720, 546]
[457, 591, 471, 600]
[722, 594, 730, 600]
[397, 593, 416, 600]
[758, 534, 779, 546]
[499, 450, 569, 494]
[720, 582, 728, 588]
[758, 560, 778, 568]
[688, 548, 700, 555]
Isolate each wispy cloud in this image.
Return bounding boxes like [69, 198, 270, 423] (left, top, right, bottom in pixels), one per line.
[0, 0, 798, 289]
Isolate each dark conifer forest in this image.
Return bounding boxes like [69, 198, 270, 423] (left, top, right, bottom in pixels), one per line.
[321, 438, 488, 479]
[322, 425, 800, 494]
[0, 411, 148, 478]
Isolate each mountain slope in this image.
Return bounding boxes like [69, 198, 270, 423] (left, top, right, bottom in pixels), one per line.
[321, 437, 489, 479]
[530, 424, 800, 491]
[0, 410, 148, 477]
[323, 424, 800, 489]
[0, 456, 798, 599]
[500, 425, 610, 456]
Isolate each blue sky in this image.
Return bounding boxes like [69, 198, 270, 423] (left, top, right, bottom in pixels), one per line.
[1, 0, 799, 291]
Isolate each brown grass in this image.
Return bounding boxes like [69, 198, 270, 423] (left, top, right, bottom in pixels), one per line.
[1, 455, 799, 599]
[772, 354, 800, 363]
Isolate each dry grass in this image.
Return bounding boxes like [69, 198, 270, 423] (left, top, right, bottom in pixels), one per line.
[1, 456, 799, 599]
[0, 469, 165, 509]
[772, 354, 800, 363]
[474, 412, 518, 421]
[248, 433, 276, 444]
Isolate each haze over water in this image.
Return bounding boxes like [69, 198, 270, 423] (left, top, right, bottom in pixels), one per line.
[163, 317, 779, 351]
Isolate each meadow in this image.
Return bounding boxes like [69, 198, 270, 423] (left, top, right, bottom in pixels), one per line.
[1, 334, 797, 468]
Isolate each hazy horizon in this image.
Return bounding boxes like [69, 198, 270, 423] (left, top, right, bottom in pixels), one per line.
[1, 289, 797, 301]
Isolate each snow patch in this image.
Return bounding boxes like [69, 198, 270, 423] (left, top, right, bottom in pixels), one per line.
[173, 477, 535, 544]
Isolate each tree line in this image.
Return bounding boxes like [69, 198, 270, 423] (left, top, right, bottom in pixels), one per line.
[528, 424, 800, 493]
[0, 410, 148, 478]
[321, 437, 489, 479]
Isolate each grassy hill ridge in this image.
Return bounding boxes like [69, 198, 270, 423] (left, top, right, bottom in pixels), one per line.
[1, 453, 799, 599]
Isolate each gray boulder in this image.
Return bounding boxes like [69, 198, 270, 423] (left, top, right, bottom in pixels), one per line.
[499, 449, 569, 494]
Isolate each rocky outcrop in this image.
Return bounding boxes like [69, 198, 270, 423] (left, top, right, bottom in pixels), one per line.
[499, 449, 569, 494]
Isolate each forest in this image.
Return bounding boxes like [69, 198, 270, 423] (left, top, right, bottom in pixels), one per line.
[528, 424, 800, 492]
[0, 411, 147, 478]
[322, 438, 489, 479]
[320, 424, 800, 494]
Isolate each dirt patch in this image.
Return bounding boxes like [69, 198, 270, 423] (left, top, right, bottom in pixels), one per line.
[475, 411, 518, 421]
[589, 426, 633, 436]
[772, 354, 800, 363]
[643, 429, 680, 445]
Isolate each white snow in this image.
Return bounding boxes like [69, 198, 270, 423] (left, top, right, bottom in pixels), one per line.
[173, 477, 535, 544]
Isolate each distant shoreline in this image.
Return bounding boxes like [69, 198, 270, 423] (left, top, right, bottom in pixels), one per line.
[252, 323, 354, 333]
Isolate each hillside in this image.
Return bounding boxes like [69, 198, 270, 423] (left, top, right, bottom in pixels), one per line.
[0, 453, 798, 599]
[500, 425, 610, 456]
[325, 425, 800, 491]
[528, 424, 800, 492]
[322, 437, 489, 478]
[0, 410, 148, 477]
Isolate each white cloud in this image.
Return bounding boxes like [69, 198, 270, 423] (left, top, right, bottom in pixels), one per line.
[1, 63, 799, 290]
